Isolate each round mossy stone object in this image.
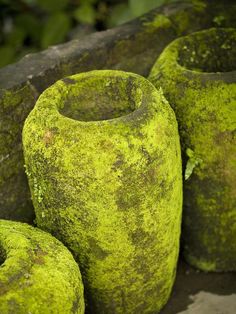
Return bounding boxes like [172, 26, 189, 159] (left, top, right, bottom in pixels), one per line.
[0, 219, 85, 314]
[149, 28, 236, 271]
[23, 70, 182, 313]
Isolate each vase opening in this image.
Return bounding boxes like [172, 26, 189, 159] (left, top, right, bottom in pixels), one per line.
[60, 75, 142, 122]
[178, 31, 236, 73]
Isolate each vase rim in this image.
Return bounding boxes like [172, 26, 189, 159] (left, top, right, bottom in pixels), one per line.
[36, 70, 163, 126]
[158, 27, 236, 82]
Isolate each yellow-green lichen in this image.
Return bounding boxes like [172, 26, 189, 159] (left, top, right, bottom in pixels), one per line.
[0, 219, 85, 314]
[213, 15, 226, 26]
[23, 70, 182, 313]
[185, 148, 202, 180]
[0, 86, 36, 223]
[142, 14, 172, 31]
[2, 0, 236, 227]
[149, 28, 236, 271]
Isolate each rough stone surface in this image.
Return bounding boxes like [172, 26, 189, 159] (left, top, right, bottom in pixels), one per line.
[0, 219, 85, 314]
[0, 0, 235, 223]
[149, 28, 236, 271]
[23, 70, 182, 313]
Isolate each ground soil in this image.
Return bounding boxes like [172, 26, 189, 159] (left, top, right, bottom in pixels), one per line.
[162, 258, 236, 314]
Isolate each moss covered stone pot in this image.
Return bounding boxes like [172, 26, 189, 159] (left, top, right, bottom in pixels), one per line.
[149, 28, 236, 271]
[0, 219, 84, 313]
[23, 70, 182, 313]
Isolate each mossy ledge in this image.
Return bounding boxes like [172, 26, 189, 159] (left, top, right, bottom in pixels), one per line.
[0, 219, 85, 313]
[23, 70, 182, 313]
[149, 28, 236, 272]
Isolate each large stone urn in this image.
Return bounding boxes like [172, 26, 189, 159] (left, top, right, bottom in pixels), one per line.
[23, 70, 182, 313]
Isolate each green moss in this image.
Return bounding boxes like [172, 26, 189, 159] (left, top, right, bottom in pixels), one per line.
[191, 0, 207, 11]
[142, 14, 172, 31]
[0, 219, 84, 313]
[186, 256, 216, 272]
[149, 28, 236, 271]
[23, 70, 182, 313]
[0, 86, 36, 223]
[2, 0, 236, 227]
[172, 10, 192, 36]
[213, 15, 226, 26]
[185, 148, 202, 180]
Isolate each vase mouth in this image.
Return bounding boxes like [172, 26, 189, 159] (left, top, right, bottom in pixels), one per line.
[176, 28, 236, 74]
[56, 71, 147, 123]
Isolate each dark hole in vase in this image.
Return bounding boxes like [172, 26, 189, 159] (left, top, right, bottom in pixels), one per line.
[59, 76, 142, 122]
[178, 30, 236, 73]
[0, 245, 6, 267]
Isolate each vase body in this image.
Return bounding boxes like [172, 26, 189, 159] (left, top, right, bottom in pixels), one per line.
[0, 219, 84, 314]
[149, 28, 236, 271]
[23, 70, 182, 313]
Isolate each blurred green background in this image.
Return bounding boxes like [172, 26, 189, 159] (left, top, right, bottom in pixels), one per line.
[0, 0, 174, 68]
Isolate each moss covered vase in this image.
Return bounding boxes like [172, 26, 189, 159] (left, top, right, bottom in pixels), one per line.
[0, 219, 84, 313]
[149, 28, 236, 271]
[23, 70, 182, 313]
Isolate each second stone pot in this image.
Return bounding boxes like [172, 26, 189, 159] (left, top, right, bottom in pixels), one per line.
[23, 70, 182, 313]
[149, 28, 236, 271]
